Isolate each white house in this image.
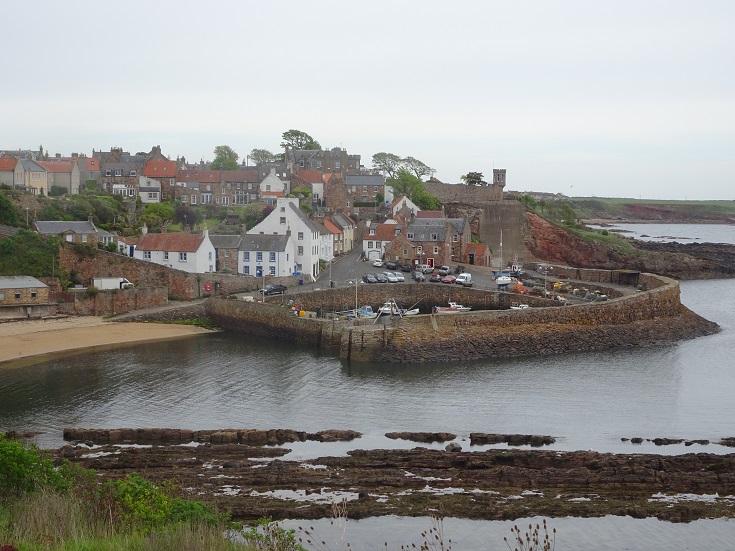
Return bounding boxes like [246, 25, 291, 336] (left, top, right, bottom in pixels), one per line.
[313, 220, 335, 263]
[134, 227, 216, 273]
[259, 168, 287, 205]
[248, 197, 320, 280]
[238, 234, 295, 277]
[138, 176, 161, 204]
[362, 220, 404, 261]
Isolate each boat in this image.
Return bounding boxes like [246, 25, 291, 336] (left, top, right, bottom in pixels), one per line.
[495, 275, 513, 288]
[378, 299, 420, 317]
[433, 301, 472, 314]
[344, 305, 378, 319]
[510, 301, 530, 310]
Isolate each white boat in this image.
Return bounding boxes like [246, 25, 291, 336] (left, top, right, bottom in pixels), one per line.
[510, 302, 530, 310]
[495, 275, 513, 288]
[433, 301, 472, 314]
[344, 305, 378, 319]
[378, 299, 420, 317]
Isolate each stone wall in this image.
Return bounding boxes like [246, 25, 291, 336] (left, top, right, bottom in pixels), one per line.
[205, 272, 719, 363]
[424, 181, 503, 203]
[59, 244, 301, 301]
[71, 287, 169, 316]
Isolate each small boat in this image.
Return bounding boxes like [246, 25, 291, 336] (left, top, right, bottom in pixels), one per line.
[345, 305, 378, 319]
[433, 301, 472, 314]
[495, 275, 513, 288]
[378, 299, 420, 317]
[510, 301, 530, 310]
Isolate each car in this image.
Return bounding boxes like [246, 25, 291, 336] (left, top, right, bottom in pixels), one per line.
[386, 260, 399, 270]
[442, 275, 457, 284]
[374, 272, 388, 283]
[412, 271, 426, 282]
[372, 259, 384, 267]
[392, 271, 405, 282]
[382, 271, 399, 283]
[437, 265, 452, 276]
[362, 273, 377, 284]
[418, 264, 434, 274]
[429, 273, 443, 283]
[401, 263, 413, 272]
[260, 284, 287, 296]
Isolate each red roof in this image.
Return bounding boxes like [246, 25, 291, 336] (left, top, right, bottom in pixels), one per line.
[369, 223, 402, 242]
[36, 161, 74, 173]
[118, 236, 139, 246]
[0, 158, 17, 171]
[416, 211, 443, 218]
[86, 158, 99, 171]
[293, 170, 323, 183]
[464, 243, 488, 256]
[177, 169, 221, 183]
[136, 232, 205, 253]
[389, 196, 404, 209]
[323, 219, 342, 234]
[261, 191, 285, 197]
[143, 161, 178, 177]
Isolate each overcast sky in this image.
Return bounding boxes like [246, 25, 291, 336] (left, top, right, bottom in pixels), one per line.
[5, 0, 734, 200]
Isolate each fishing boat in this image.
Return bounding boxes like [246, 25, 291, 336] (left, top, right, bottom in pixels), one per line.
[378, 299, 420, 317]
[495, 275, 513, 288]
[433, 302, 472, 314]
[344, 305, 378, 319]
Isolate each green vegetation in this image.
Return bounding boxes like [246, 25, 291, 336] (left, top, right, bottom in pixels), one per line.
[0, 230, 59, 277]
[569, 196, 735, 222]
[210, 145, 240, 170]
[386, 169, 441, 210]
[0, 191, 23, 226]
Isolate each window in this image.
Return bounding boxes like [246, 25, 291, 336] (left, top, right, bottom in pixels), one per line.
[248, 182, 253, 190]
[369, 228, 375, 235]
[105, 169, 111, 176]
[224, 249, 229, 258]
[346, 201, 350, 207]
[280, 217, 286, 224]
[407, 232, 414, 239]
[244, 266, 250, 275]
[280, 206, 285, 212]
[269, 252, 276, 262]
[129, 170, 136, 176]
[452, 235, 458, 242]
[191, 195, 197, 205]
[297, 246, 304, 255]
[367, 241, 374, 248]
[362, 196, 368, 202]
[431, 233, 438, 240]
[269, 266, 275, 276]
[164, 252, 169, 260]
[114, 169, 122, 176]
[243, 252, 250, 261]
[297, 232, 303, 240]
[335, 160, 341, 169]
[179, 252, 187, 262]
[14, 292, 20, 299]
[31, 291, 37, 298]
[208, 252, 213, 260]
[81, 234, 87, 243]
[256, 252, 263, 262]
[363, 186, 367, 192]
[417, 246, 423, 254]
[0, 293, 4, 300]
[433, 246, 439, 254]
[144, 251, 151, 259]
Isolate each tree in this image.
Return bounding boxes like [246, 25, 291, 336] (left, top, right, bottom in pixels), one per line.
[0, 191, 22, 226]
[461, 171, 486, 186]
[402, 156, 435, 179]
[280, 129, 320, 151]
[371, 152, 403, 179]
[412, 188, 441, 211]
[248, 148, 277, 165]
[210, 145, 239, 170]
[173, 205, 203, 227]
[144, 202, 175, 223]
[387, 169, 424, 200]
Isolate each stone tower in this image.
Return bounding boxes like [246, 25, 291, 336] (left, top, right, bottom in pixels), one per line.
[492, 168, 506, 189]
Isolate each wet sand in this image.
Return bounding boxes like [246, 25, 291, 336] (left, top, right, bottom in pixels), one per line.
[0, 317, 213, 367]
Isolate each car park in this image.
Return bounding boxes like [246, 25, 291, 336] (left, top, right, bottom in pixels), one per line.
[260, 284, 288, 295]
[372, 259, 384, 268]
[412, 271, 426, 282]
[383, 271, 399, 283]
[442, 274, 457, 284]
[386, 260, 399, 270]
[429, 273, 443, 283]
[374, 273, 388, 283]
[362, 273, 377, 284]
[437, 265, 452, 276]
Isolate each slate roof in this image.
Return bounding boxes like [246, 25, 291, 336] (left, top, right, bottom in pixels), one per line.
[136, 232, 205, 253]
[36, 220, 97, 235]
[177, 169, 221, 183]
[209, 234, 242, 249]
[0, 276, 48, 290]
[407, 219, 447, 241]
[288, 202, 320, 233]
[0, 158, 17, 171]
[221, 169, 259, 182]
[331, 213, 354, 229]
[239, 234, 290, 252]
[21, 159, 45, 172]
[346, 175, 385, 186]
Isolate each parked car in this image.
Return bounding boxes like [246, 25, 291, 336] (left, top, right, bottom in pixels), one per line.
[412, 271, 426, 282]
[386, 260, 399, 270]
[437, 265, 452, 276]
[382, 271, 399, 283]
[418, 264, 434, 274]
[372, 259, 384, 268]
[400, 263, 412, 272]
[260, 284, 288, 296]
[362, 273, 378, 284]
[392, 271, 405, 282]
[374, 273, 388, 283]
[429, 273, 443, 283]
[442, 274, 457, 284]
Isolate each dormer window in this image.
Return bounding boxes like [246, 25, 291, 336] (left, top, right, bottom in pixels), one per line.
[129, 170, 136, 176]
[407, 232, 414, 239]
[431, 233, 438, 240]
[370, 228, 376, 235]
[114, 169, 122, 176]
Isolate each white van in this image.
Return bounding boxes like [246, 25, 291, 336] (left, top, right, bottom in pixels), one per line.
[418, 264, 434, 274]
[455, 273, 473, 286]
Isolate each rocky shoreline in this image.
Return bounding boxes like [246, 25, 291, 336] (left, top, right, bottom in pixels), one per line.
[55, 429, 735, 523]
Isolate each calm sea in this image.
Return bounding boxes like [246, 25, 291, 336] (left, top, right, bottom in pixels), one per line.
[2, 223, 734, 549]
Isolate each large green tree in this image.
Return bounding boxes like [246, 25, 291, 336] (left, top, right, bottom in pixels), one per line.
[402, 156, 435, 179]
[210, 145, 239, 170]
[461, 171, 486, 186]
[280, 129, 320, 151]
[371, 152, 403, 179]
[387, 169, 424, 200]
[248, 148, 277, 165]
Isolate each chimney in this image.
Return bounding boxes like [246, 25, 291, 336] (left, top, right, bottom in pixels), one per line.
[142, 224, 148, 235]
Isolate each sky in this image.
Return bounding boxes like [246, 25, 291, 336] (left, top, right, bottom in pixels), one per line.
[4, 0, 734, 200]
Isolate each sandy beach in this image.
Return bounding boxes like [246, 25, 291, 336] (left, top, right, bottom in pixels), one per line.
[0, 316, 213, 367]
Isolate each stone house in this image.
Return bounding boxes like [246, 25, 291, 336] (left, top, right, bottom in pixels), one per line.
[290, 170, 325, 207]
[143, 159, 178, 201]
[21, 159, 48, 195]
[238, 234, 295, 278]
[138, 176, 162, 204]
[134, 228, 216, 274]
[78, 157, 102, 189]
[248, 197, 320, 280]
[406, 217, 470, 267]
[97, 148, 145, 195]
[0, 276, 50, 319]
[221, 169, 260, 206]
[36, 220, 106, 246]
[345, 174, 385, 215]
[176, 169, 221, 206]
[286, 146, 361, 176]
[37, 160, 81, 194]
[209, 234, 242, 272]
[462, 242, 492, 267]
[383, 232, 416, 267]
[259, 168, 288, 205]
[363, 221, 404, 261]
[0, 158, 20, 189]
[312, 219, 335, 262]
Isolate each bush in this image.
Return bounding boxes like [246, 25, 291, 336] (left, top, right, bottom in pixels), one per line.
[0, 435, 68, 501]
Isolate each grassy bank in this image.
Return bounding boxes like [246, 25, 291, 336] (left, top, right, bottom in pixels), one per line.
[570, 197, 735, 222]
